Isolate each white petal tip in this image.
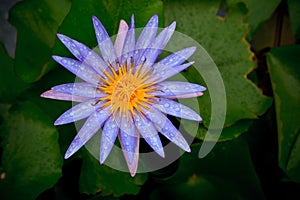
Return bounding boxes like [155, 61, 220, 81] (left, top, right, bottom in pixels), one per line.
[99, 159, 105, 165]
[99, 153, 108, 165]
[130, 171, 136, 177]
[120, 20, 129, 29]
[156, 148, 165, 158]
[193, 115, 202, 122]
[182, 146, 191, 153]
[64, 152, 71, 159]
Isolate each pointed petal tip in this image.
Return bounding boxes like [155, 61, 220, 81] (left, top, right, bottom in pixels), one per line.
[64, 151, 72, 159]
[129, 14, 135, 29]
[40, 91, 48, 98]
[54, 120, 61, 126]
[130, 171, 136, 177]
[56, 34, 72, 44]
[152, 14, 158, 19]
[99, 150, 109, 165]
[99, 156, 105, 165]
[169, 21, 176, 30]
[189, 46, 197, 53]
[196, 115, 203, 122]
[120, 19, 129, 29]
[92, 16, 101, 26]
[56, 33, 63, 38]
[147, 14, 158, 26]
[52, 55, 60, 62]
[92, 15, 98, 21]
[186, 147, 191, 153]
[156, 148, 165, 158]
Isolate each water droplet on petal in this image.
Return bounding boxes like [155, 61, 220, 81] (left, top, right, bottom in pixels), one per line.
[174, 107, 180, 112]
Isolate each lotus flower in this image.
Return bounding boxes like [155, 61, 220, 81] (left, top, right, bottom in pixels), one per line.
[41, 14, 206, 176]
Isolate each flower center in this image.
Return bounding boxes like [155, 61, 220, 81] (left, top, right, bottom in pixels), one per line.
[98, 59, 157, 119]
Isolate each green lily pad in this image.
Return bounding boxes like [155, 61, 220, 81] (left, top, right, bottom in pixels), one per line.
[0, 101, 63, 199]
[227, 0, 282, 39]
[267, 45, 300, 182]
[9, 0, 71, 83]
[196, 119, 253, 142]
[151, 139, 264, 199]
[79, 149, 148, 197]
[0, 44, 29, 101]
[164, 0, 272, 129]
[287, 0, 300, 40]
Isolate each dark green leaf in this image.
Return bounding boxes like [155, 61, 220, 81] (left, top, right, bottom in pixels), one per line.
[151, 138, 264, 199]
[164, 0, 272, 129]
[0, 101, 63, 199]
[227, 0, 281, 39]
[9, 0, 71, 82]
[0, 44, 29, 101]
[267, 45, 300, 182]
[287, 0, 300, 39]
[79, 149, 148, 197]
[196, 119, 253, 141]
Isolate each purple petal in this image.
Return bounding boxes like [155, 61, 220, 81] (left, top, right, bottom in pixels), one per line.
[52, 82, 105, 98]
[56, 34, 89, 61]
[143, 107, 191, 152]
[57, 34, 107, 75]
[54, 99, 100, 125]
[150, 61, 194, 83]
[114, 20, 129, 58]
[41, 90, 88, 102]
[118, 131, 139, 176]
[92, 16, 117, 66]
[134, 112, 164, 157]
[65, 107, 110, 159]
[52, 56, 99, 85]
[118, 113, 137, 163]
[137, 22, 176, 68]
[151, 81, 206, 98]
[135, 15, 158, 63]
[118, 113, 139, 176]
[121, 14, 135, 64]
[153, 98, 202, 121]
[100, 117, 119, 164]
[157, 46, 196, 67]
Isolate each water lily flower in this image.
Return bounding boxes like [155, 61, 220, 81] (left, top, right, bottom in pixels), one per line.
[41, 14, 206, 176]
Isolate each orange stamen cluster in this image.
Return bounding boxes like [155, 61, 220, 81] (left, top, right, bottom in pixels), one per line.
[97, 59, 157, 119]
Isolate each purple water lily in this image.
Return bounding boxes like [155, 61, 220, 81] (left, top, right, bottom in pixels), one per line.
[41, 14, 206, 176]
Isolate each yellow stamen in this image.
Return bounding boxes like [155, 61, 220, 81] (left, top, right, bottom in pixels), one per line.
[97, 60, 157, 119]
